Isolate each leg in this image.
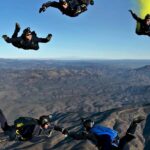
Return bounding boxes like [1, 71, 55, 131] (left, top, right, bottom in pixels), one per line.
[12, 23, 20, 38]
[79, 0, 93, 5]
[118, 133, 135, 150]
[97, 135, 112, 150]
[118, 116, 145, 149]
[2, 35, 21, 48]
[2, 23, 20, 44]
[127, 116, 145, 135]
[0, 109, 9, 131]
[90, 0, 94, 5]
[0, 110, 17, 141]
[3, 25, 22, 48]
[76, 0, 90, 13]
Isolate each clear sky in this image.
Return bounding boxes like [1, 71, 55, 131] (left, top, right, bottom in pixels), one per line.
[0, 0, 150, 59]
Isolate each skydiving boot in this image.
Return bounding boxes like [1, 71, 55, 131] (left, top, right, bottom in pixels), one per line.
[15, 23, 20, 32]
[12, 23, 20, 38]
[90, 0, 94, 5]
[126, 116, 145, 138]
[132, 116, 145, 124]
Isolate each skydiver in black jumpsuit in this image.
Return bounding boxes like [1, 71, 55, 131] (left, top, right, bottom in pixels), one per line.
[0, 109, 66, 141]
[39, 0, 94, 17]
[2, 23, 52, 50]
[129, 10, 150, 36]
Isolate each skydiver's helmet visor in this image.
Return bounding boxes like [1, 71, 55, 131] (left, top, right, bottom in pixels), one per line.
[82, 119, 95, 130]
[39, 115, 52, 128]
[23, 27, 32, 36]
[22, 27, 32, 40]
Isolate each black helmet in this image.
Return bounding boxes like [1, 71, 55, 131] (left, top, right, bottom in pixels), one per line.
[39, 115, 52, 127]
[60, 0, 67, 4]
[23, 27, 32, 35]
[145, 14, 150, 20]
[81, 118, 95, 130]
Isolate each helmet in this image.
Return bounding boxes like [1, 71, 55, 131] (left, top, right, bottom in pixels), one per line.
[23, 27, 32, 35]
[81, 118, 95, 130]
[60, 0, 67, 4]
[145, 14, 150, 20]
[39, 115, 52, 127]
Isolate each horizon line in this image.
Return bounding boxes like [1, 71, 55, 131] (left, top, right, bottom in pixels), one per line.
[0, 58, 150, 61]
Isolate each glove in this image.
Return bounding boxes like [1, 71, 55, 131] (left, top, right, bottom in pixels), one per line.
[46, 34, 52, 41]
[2, 35, 10, 43]
[39, 5, 47, 13]
[129, 10, 133, 14]
[62, 128, 69, 135]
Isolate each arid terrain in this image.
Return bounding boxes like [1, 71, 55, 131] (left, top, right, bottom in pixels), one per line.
[0, 59, 150, 150]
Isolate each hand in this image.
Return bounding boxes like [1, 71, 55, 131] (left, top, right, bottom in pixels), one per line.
[2, 35, 8, 39]
[39, 5, 46, 13]
[82, 131, 88, 136]
[62, 129, 69, 135]
[2, 35, 9, 42]
[46, 34, 52, 41]
[129, 10, 133, 13]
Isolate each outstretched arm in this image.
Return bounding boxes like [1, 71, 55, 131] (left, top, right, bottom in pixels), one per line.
[129, 10, 142, 22]
[36, 34, 52, 43]
[2, 35, 20, 43]
[53, 125, 66, 132]
[39, 1, 61, 13]
[68, 131, 93, 140]
[68, 132, 86, 140]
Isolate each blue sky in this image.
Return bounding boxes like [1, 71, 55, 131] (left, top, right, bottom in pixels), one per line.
[0, 0, 150, 59]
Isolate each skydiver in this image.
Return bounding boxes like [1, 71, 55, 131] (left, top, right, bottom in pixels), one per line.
[129, 10, 150, 36]
[65, 116, 145, 150]
[2, 23, 52, 50]
[0, 109, 66, 141]
[39, 0, 94, 17]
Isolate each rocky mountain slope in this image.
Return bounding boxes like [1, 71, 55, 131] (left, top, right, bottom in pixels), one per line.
[0, 59, 149, 150]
